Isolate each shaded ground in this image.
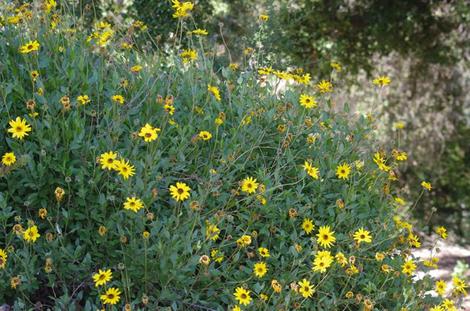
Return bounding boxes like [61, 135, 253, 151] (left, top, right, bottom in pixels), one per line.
[413, 234, 470, 310]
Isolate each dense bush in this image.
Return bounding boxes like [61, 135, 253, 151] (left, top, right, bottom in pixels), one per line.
[0, 1, 467, 310]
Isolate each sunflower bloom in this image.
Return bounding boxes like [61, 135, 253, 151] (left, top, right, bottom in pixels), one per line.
[316, 226, 336, 248]
[138, 123, 161, 142]
[23, 225, 40, 243]
[336, 163, 351, 180]
[401, 259, 416, 276]
[312, 250, 333, 273]
[2, 152, 16, 166]
[233, 287, 251, 306]
[198, 131, 212, 141]
[92, 269, 112, 287]
[302, 218, 315, 234]
[316, 80, 333, 93]
[114, 159, 135, 179]
[123, 197, 144, 212]
[353, 228, 372, 245]
[299, 94, 317, 109]
[0, 249, 7, 269]
[19, 40, 40, 54]
[373, 76, 391, 87]
[100, 287, 121, 305]
[303, 161, 319, 179]
[258, 247, 270, 258]
[169, 182, 191, 202]
[208, 84, 221, 101]
[253, 262, 268, 278]
[99, 151, 118, 170]
[298, 279, 315, 298]
[241, 177, 258, 194]
[8, 117, 32, 140]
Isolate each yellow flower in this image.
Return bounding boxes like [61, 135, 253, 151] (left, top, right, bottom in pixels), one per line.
[30, 70, 40, 81]
[100, 287, 121, 305]
[123, 197, 144, 212]
[435, 226, 447, 239]
[316, 226, 336, 248]
[302, 161, 319, 179]
[336, 163, 351, 180]
[330, 62, 342, 72]
[98, 226, 107, 236]
[316, 80, 333, 93]
[180, 49, 197, 63]
[10, 276, 21, 289]
[2, 152, 16, 166]
[77, 95, 91, 105]
[353, 228, 372, 245]
[299, 94, 317, 109]
[0, 248, 7, 269]
[258, 247, 270, 258]
[312, 250, 333, 273]
[198, 131, 212, 141]
[407, 233, 421, 248]
[373, 152, 391, 172]
[236, 235, 252, 247]
[435, 279, 446, 296]
[393, 121, 406, 129]
[169, 182, 191, 202]
[335, 252, 348, 267]
[375, 252, 385, 261]
[271, 279, 282, 293]
[241, 177, 258, 194]
[191, 28, 208, 36]
[253, 262, 268, 278]
[206, 223, 220, 241]
[111, 94, 125, 105]
[298, 279, 314, 298]
[452, 276, 468, 296]
[259, 14, 269, 22]
[19, 40, 40, 54]
[441, 299, 456, 311]
[99, 151, 118, 170]
[92, 269, 112, 287]
[302, 218, 315, 234]
[373, 76, 391, 87]
[138, 123, 161, 142]
[208, 84, 221, 101]
[23, 225, 40, 243]
[7, 15, 21, 25]
[231, 306, 241, 311]
[234, 287, 251, 306]
[43, 0, 57, 13]
[381, 264, 392, 273]
[8, 117, 32, 140]
[392, 149, 408, 161]
[38, 208, 47, 219]
[130, 65, 142, 73]
[114, 159, 135, 180]
[55, 187, 65, 202]
[421, 181, 432, 191]
[229, 63, 239, 70]
[172, 0, 194, 18]
[401, 259, 416, 276]
[210, 249, 224, 263]
[394, 197, 406, 206]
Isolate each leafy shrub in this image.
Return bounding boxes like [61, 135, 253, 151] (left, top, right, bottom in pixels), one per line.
[0, 1, 467, 310]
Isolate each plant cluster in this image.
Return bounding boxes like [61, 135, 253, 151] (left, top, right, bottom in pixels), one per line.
[0, 1, 467, 310]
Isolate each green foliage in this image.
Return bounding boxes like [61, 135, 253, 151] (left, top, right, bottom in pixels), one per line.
[0, 1, 464, 310]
